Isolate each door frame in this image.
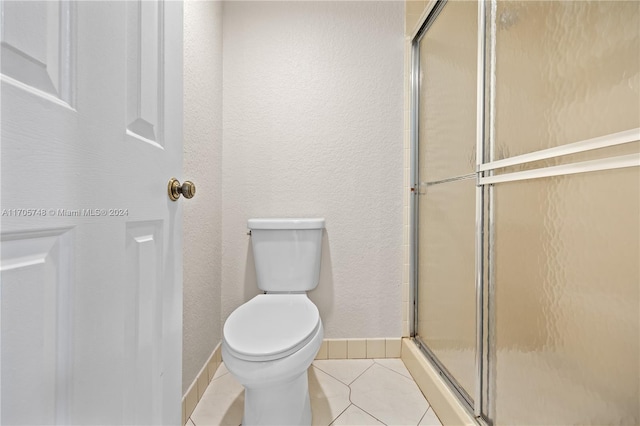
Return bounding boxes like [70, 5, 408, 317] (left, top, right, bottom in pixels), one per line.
[408, 0, 488, 418]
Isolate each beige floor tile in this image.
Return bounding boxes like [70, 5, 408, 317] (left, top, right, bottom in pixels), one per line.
[374, 358, 413, 379]
[190, 373, 244, 426]
[419, 407, 443, 426]
[309, 366, 351, 426]
[312, 359, 374, 385]
[350, 363, 429, 425]
[330, 404, 384, 425]
[212, 362, 229, 381]
[190, 359, 437, 426]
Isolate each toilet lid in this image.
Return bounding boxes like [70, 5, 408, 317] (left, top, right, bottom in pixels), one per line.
[223, 294, 320, 361]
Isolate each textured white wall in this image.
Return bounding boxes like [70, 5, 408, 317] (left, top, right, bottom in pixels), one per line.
[182, 0, 223, 394]
[222, 1, 405, 338]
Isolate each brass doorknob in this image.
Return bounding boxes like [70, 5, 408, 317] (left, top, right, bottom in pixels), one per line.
[168, 178, 196, 201]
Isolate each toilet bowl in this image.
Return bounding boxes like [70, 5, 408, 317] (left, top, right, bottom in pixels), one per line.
[222, 218, 325, 425]
[222, 294, 323, 425]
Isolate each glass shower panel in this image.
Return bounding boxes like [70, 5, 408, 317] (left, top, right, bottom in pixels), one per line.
[416, 0, 478, 402]
[418, 0, 477, 183]
[417, 178, 476, 398]
[493, 0, 640, 160]
[491, 168, 640, 425]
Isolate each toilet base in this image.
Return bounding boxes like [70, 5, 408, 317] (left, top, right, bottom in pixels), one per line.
[243, 370, 311, 426]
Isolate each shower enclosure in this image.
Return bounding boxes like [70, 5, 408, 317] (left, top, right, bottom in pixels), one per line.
[410, 1, 640, 424]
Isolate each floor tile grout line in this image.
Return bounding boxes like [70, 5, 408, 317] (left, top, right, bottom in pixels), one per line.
[372, 359, 415, 382]
[328, 402, 353, 426]
[346, 360, 376, 386]
[311, 364, 353, 389]
[416, 407, 429, 426]
[371, 359, 435, 415]
[212, 363, 230, 381]
[373, 360, 442, 425]
[310, 359, 375, 387]
[346, 365, 388, 426]
[193, 359, 432, 426]
[313, 359, 429, 425]
[309, 365, 356, 425]
[211, 371, 229, 382]
[310, 363, 345, 385]
[422, 407, 443, 426]
[349, 361, 431, 426]
[349, 400, 389, 426]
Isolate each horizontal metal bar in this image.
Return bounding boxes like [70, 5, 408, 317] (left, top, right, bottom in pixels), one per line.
[479, 128, 640, 172]
[420, 173, 476, 187]
[479, 153, 640, 185]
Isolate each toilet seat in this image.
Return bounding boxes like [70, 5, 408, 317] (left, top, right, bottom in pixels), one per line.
[223, 294, 320, 361]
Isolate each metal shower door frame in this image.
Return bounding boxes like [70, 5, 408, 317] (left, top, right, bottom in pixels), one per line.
[409, 0, 489, 421]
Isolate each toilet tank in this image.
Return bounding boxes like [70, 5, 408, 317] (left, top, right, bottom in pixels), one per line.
[248, 218, 325, 292]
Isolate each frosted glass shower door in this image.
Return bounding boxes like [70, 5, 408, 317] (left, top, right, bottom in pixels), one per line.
[487, 1, 640, 424]
[491, 170, 639, 425]
[413, 1, 639, 422]
[415, 0, 478, 403]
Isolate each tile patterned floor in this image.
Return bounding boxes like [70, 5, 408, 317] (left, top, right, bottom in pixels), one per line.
[190, 359, 443, 426]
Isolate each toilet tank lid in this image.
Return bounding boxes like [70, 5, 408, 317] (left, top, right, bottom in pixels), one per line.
[248, 218, 325, 230]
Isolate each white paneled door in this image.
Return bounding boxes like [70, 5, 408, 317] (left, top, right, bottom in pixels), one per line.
[1, 1, 183, 424]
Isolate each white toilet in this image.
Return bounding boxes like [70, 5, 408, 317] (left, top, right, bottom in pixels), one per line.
[222, 218, 325, 425]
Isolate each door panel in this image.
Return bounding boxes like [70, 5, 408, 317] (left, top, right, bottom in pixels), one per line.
[126, 0, 164, 145]
[1, 229, 73, 425]
[123, 221, 164, 425]
[0, 1, 74, 103]
[1, 1, 183, 424]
